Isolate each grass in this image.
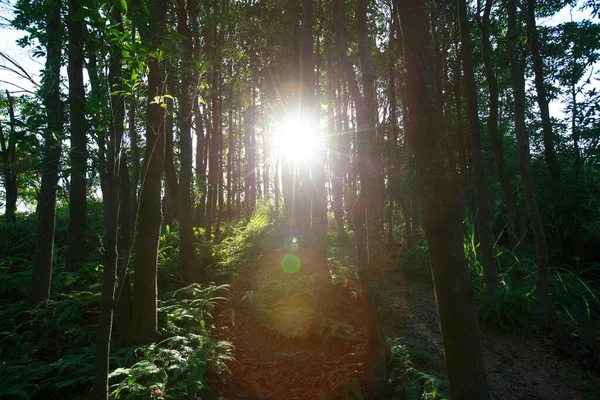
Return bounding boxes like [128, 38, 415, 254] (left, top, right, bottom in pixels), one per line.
[394, 216, 600, 332]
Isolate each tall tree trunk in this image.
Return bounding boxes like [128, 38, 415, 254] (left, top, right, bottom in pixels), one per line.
[194, 99, 207, 226]
[244, 105, 256, 219]
[1, 92, 18, 224]
[177, 0, 204, 283]
[227, 102, 234, 214]
[477, 0, 519, 249]
[523, 0, 561, 193]
[93, 2, 125, 396]
[162, 68, 179, 231]
[507, 0, 578, 360]
[129, 0, 167, 345]
[115, 159, 132, 345]
[329, 66, 345, 239]
[30, 0, 63, 306]
[333, 0, 385, 396]
[128, 91, 140, 228]
[457, 0, 499, 294]
[65, 0, 88, 272]
[396, 0, 491, 398]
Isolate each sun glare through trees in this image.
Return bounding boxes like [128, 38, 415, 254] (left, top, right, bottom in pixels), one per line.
[273, 115, 320, 164]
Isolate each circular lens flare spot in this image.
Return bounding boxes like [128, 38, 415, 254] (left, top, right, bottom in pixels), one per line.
[281, 254, 301, 274]
[283, 236, 300, 252]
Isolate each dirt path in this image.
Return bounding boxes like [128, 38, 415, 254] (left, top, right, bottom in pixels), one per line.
[210, 248, 368, 400]
[383, 268, 600, 400]
[208, 235, 599, 399]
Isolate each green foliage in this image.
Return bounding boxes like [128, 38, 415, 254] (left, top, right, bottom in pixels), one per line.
[0, 261, 102, 399]
[387, 338, 449, 400]
[327, 229, 360, 292]
[108, 284, 233, 400]
[395, 239, 432, 278]
[211, 200, 274, 276]
[396, 216, 600, 332]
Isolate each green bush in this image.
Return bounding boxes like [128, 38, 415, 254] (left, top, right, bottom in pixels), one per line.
[387, 338, 449, 400]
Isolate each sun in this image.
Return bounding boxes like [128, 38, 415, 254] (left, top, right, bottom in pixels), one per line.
[274, 116, 319, 164]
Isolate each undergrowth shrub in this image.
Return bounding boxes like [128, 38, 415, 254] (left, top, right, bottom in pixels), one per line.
[109, 284, 233, 400]
[212, 200, 274, 276]
[395, 239, 432, 278]
[387, 338, 449, 400]
[327, 230, 360, 292]
[395, 215, 600, 332]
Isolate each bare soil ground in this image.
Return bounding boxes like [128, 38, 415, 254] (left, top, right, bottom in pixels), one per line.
[383, 268, 600, 400]
[209, 240, 600, 399]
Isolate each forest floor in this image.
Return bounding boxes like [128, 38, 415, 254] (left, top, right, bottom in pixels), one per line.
[208, 235, 600, 400]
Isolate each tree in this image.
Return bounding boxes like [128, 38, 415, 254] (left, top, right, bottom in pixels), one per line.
[333, 0, 385, 395]
[30, 0, 63, 306]
[520, 0, 562, 194]
[457, 0, 499, 294]
[0, 91, 20, 224]
[507, 0, 579, 360]
[65, 0, 88, 272]
[396, 0, 490, 397]
[93, 1, 125, 396]
[476, 0, 519, 249]
[129, 0, 168, 345]
[177, 0, 205, 283]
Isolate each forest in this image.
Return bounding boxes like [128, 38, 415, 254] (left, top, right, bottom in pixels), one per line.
[1, 0, 600, 398]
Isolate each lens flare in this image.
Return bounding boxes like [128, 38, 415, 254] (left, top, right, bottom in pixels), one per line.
[283, 236, 300, 252]
[281, 253, 301, 274]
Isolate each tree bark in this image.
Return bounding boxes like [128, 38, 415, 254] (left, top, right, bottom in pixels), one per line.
[194, 99, 207, 226]
[333, 0, 385, 396]
[477, 0, 519, 249]
[244, 105, 256, 219]
[507, 0, 578, 360]
[162, 68, 179, 231]
[396, 0, 491, 398]
[128, 90, 140, 228]
[93, 2, 125, 396]
[177, 0, 204, 283]
[457, 0, 499, 294]
[129, 0, 167, 345]
[523, 0, 561, 194]
[65, 0, 88, 272]
[1, 92, 19, 224]
[30, 0, 63, 306]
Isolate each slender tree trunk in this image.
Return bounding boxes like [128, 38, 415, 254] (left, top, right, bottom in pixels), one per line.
[177, 0, 204, 283]
[458, 0, 499, 294]
[397, 0, 491, 398]
[329, 66, 345, 239]
[30, 0, 63, 306]
[94, 2, 125, 396]
[523, 0, 561, 193]
[115, 159, 132, 344]
[571, 81, 580, 186]
[65, 0, 88, 272]
[129, 92, 140, 227]
[194, 99, 206, 226]
[129, 0, 167, 345]
[2, 93, 18, 224]
[244, 105, 256, 219]
[334, 0, 385, 395]
[227, 102, 234, 214]
[507, 0, 578, 360]
[162, 68, 179, 231]
[477, 0, 518, 249]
